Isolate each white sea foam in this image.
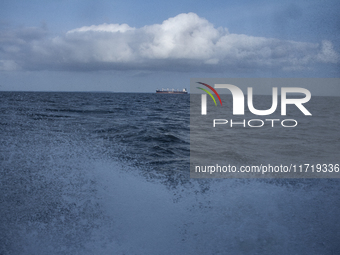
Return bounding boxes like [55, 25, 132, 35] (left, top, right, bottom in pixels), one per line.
[13, 151, 338, 255]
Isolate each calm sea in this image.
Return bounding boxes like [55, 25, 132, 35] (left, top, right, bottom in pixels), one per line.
[1, 92, 339, 254]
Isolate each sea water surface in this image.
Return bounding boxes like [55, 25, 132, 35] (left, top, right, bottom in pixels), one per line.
[1, 92, 339, 254]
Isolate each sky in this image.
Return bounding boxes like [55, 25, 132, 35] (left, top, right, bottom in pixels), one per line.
[0, 0, 339, 93]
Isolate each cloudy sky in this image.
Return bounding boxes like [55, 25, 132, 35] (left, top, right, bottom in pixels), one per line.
[0, 0, 339, 92]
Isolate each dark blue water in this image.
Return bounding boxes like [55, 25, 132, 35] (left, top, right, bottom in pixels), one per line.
[1, 92, 339, 254]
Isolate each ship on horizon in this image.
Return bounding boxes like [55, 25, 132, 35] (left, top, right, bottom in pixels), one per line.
[156, 88, 188, 94]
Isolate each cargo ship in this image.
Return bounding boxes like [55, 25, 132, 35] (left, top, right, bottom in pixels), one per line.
[156, 88, 188, 94]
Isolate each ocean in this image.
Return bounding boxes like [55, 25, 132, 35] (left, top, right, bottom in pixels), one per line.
[1, 92, 339, 254]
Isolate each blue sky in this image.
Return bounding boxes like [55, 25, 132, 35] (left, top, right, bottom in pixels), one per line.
[0, 0, 339, 92]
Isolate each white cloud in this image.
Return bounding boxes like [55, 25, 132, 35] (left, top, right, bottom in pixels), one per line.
[0, 13, 338, 72]
[139, 13, 221, 60]
[317, 40, 339, 64]
[67, 23, 135, 33]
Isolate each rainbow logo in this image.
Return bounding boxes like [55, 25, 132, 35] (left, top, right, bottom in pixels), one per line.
[196, 82, 222, 106]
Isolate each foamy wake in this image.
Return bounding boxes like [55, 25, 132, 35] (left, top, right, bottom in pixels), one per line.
[2, 136, 339, 255]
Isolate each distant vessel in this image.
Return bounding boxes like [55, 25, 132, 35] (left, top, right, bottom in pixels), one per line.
[156, 88, 188, 94]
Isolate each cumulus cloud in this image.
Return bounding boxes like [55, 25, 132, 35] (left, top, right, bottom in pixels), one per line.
[0, 13, 338, 72]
